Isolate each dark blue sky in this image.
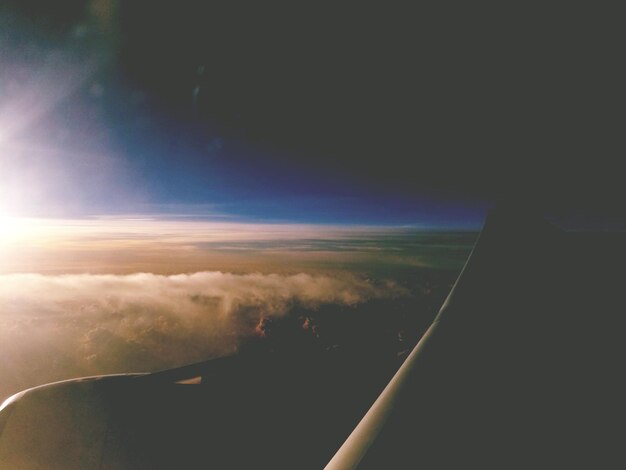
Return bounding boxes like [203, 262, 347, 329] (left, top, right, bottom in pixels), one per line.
[114, 119, 487, 227]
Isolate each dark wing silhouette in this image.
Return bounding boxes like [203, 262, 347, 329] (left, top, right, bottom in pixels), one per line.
[325, 207, 624, 469]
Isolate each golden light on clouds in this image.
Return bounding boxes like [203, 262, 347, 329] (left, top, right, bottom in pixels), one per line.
[0, 214, 473, 400]
[0, 269, 407, 399]
[0, 216, 418, 275]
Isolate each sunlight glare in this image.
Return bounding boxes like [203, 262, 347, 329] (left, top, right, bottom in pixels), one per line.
[0, 211, 28, 250]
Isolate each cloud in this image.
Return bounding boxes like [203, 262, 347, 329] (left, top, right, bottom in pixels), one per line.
[0, 217, 477, 275]
[0, 271, 406, 399]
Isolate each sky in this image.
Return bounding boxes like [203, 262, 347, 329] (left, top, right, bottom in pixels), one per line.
[1, 2, 624, 226]
[0, 2, 623, 399]
[0, 0, 492, 227]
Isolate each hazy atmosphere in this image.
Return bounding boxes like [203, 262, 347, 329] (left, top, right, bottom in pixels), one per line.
[1, 1, 621, 409]
[0, 1, 488, 403]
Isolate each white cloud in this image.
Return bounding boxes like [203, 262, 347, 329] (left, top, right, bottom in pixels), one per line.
[0, 271, 407, 399]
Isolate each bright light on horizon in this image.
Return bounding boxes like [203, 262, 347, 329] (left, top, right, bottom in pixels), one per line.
[0, 214, 28, 247]
[0, 214, 476, 275]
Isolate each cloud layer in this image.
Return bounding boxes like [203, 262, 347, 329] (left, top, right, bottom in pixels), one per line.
[1, 217, 477, 274]
[0, 271, 406, 399]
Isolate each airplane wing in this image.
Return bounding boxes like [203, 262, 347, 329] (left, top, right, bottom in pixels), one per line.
[1, 208, 622, 468]
[325, 207, 624, 468]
